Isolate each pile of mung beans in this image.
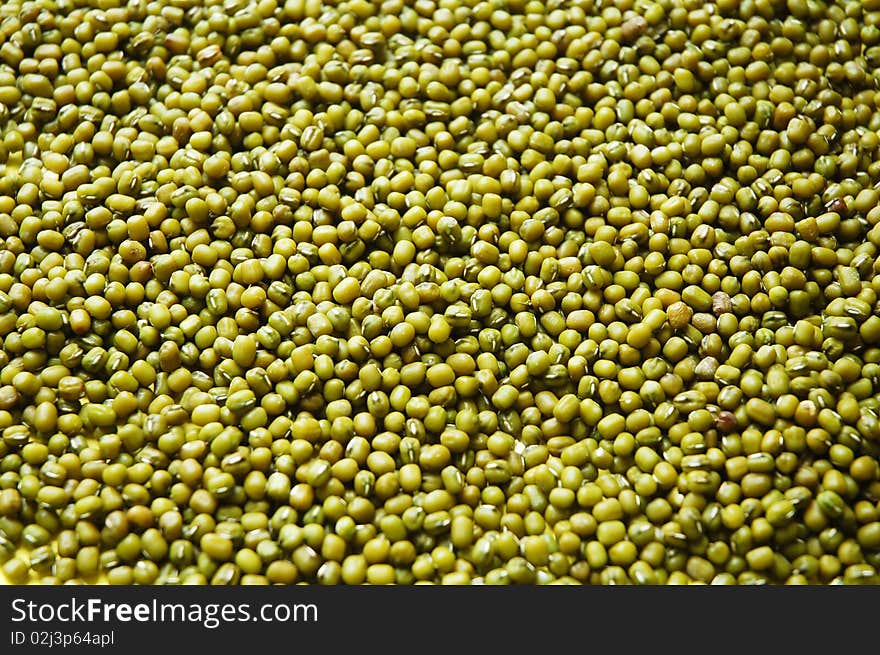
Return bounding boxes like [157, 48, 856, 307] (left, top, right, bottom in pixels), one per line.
[1, 0, 880, 585]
